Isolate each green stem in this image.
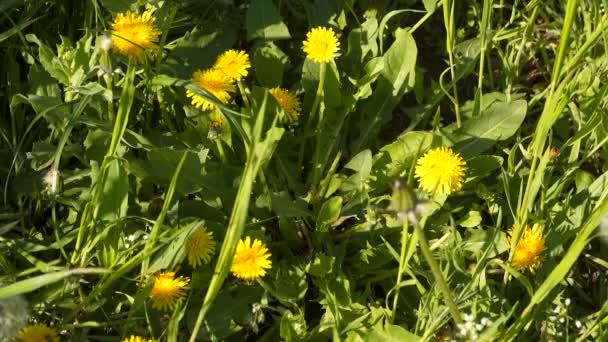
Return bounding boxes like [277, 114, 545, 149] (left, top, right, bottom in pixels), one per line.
[412, 219, 462, 323]
[237, 80, 251, 111]
[297, 62, 327, 173]
[390, 217, 410, 323]
[447, 51, 461, 127]
[215, 139, 227, 163]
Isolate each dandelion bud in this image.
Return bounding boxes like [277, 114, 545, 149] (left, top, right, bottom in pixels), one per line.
[100, 35, 114, 52]
[43, 166, 63, 195]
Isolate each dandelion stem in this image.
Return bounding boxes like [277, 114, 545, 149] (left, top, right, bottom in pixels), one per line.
[298, 62, 327, 175]
[237, 80, 251, 111]
[390, 216, 409, 323]
[412, 218, 463, 323]
[215, 139, 226, 163]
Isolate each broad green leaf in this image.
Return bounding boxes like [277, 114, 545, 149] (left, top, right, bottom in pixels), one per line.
[453, 99, 527, 157]
[365, 324, 421, 341]
[371, 131, 437, 185]
[270, 191, 312, 217]
[11, 94, 69, 130]
[272, 265, 308, 302]
[351, 28, 417, 151]
[466, 155, 503, 183]
[341, 149, 372, 192]
[164, 24, 237, 78]
[252, 43, 288, 87]
[26, 34, 70, 85]
[316, 196, 343, 231]
[459, 210, 482, 228]
[343, 16, 379, 74]
[98, 159, 128, 221]
[246, 0, 290, 41]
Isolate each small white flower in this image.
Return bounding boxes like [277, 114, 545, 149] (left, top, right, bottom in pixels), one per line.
[476, 323, 484, 331]
[459, 327, 467, 336]
[559, 317, 565, 323]
[564, 298, 571, 306]
[549, 316, 557, 321]
[575, 321, 582, 328]
[464, 313, 474, 322]
[553, 306, 561, 314]
[143, 234, 149, 240]
[481, 317, 491, 326]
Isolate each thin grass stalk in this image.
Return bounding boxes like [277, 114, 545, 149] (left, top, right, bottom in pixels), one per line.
[298, 62, 327, 172]
[412, 218, 462, 323]
[140, 152, 187, 273]
[189, 93, 276, 341]
[475, 0, 492, 113]
[442, 0, 461, 127]
[515, 0, 578, 236]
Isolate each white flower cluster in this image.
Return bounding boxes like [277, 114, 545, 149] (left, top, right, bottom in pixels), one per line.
[546, 297, 586, 338]
[454, 313, 493, 341]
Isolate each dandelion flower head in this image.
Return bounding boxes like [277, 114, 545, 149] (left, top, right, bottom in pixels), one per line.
[122, 336, 154, 342]
[187, 69, 236, 111]
[111, 11, 160, 62]
[185, 226, 216, 267]
[213, 49, 251, 81]
[414, 147, 467, 196]
[145, 271, 190, 311]
[231, 236, 272, 281]
[509, 223, 546, 273]
[17, 324, 59, 342]
[303, 27, 340, 63]
[269, 87, 302, 123]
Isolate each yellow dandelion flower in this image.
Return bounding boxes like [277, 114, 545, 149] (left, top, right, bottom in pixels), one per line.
[213, 49, 251, 81]
[303, 27, 340, 63]
[509, 223, 546, 273]
[122, 336, 154, 342]
[414, 147, 467, 196]
[145, 271, 190, 311]
[111, 11, 160, 63]
[187, 69, 236, 111]
[17, 324, 59, 342]
[231, 237, 272, 281]
[185, 226, 216, 267]
[269, 87, 302, 123]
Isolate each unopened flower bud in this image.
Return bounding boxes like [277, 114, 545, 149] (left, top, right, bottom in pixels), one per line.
[100, 35, 114, 52]
[43, 166, 63, 195]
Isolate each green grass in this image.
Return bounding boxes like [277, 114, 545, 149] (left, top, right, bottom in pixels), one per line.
[1, 0, 607, 341]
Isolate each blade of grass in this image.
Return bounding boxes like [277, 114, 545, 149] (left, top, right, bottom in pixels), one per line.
[189, 92, 284, 341]
[0, 268, 107, 299]
[141, 151, 187, 274]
